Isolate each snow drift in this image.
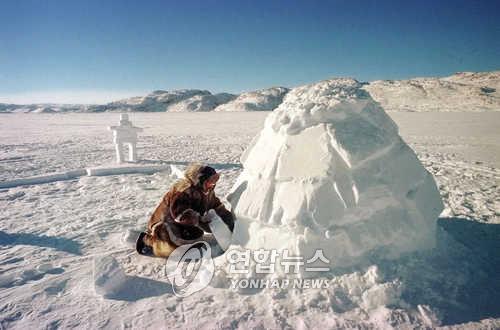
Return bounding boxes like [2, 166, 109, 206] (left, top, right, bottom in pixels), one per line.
[227, 78, 444, 274]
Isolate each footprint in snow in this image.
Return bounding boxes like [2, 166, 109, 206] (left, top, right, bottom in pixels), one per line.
[0, 263, 64, 288]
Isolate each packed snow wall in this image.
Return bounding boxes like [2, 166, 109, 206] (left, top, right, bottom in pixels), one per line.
[226, 78, 443, 274]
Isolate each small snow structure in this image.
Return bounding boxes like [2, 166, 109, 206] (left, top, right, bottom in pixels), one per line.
[227, 78, 443, 274]
[108, 114, 143, 163]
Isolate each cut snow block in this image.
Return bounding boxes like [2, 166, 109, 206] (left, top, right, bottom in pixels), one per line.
[0, 169, 87, 189]
[93, 256, 128, 298]
[86, 165, 171, 176]
[207, 210, 232, 251]
[227, 78, 443, 274]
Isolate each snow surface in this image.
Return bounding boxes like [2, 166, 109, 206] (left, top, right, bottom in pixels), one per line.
[226, 78, 443, 274]
[0, 111, 499, 329]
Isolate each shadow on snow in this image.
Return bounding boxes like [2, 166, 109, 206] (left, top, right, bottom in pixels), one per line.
[102, 275, 173, 301]
[0, 231, 82, 255]
[378, 217, 500, 326]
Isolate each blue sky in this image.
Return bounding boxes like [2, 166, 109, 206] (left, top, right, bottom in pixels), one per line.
[0, 0, 499, 104]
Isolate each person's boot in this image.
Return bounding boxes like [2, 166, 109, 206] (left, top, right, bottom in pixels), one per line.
[135, 232, 154, 256]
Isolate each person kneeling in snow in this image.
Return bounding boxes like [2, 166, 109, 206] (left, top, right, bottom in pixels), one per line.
[136, 163, 235, 257]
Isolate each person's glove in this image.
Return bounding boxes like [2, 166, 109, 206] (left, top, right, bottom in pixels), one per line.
[200, 209, 217, 224]
[174, 209, 201, 226]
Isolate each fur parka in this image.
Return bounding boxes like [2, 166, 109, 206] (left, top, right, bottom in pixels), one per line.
[145, 163, 234, 257]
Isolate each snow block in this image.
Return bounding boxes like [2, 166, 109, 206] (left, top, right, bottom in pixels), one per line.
[207, 210, 232, 251]
[86, 164, 171, 176]
[0, 169, 87, 189]
[0, 164, 172, 189]
[227, 78, 444, 274]
[93, 256, 128, 298]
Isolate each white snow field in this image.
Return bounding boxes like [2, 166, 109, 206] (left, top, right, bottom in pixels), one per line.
[0, 110, 499, 329]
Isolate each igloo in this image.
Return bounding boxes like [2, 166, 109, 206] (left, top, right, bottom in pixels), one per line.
[226, 78, 443, 273]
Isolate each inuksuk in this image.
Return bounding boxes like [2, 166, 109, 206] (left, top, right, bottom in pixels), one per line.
[108, 114, 143, 163]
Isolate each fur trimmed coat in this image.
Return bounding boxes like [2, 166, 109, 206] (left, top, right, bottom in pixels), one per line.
[146, 164, 234, 256]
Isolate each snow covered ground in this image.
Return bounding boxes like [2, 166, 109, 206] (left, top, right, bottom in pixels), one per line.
[0, 112, 499, 329]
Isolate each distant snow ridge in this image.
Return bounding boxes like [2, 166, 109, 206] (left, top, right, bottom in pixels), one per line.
[364, 71, 500, 112]
[443, 71, 500, 91]
[1, 71, 498, 113]
[0, 103, 93, 113]
[103, 89, 237, 112]
[214, 87, 289, 111]
[227, 78, 444, 274]
[0, 90, 236, 113]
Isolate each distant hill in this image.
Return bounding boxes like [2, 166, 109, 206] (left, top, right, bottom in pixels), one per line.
[0, 103, 94, 113]
[214, 87, 289, 112]
[364, 71, 500, 112]
[1, 71, 498, 113]
[98, 89, 238, 112]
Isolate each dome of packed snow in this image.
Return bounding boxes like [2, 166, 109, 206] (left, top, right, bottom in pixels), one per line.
[226, 78, 444, 274]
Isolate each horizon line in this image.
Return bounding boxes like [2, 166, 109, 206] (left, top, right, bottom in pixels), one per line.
[1, 69, 498, 105]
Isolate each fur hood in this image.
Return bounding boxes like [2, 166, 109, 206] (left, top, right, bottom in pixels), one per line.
[171, 163, 208, 193]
